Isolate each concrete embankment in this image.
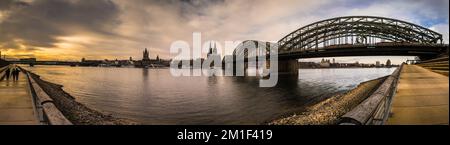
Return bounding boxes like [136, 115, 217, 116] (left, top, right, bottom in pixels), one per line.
[269, 76, 386, 125]
[26, 71, 138, 125]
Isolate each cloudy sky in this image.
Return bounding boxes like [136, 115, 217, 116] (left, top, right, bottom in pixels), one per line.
[0, 0, 448, 64]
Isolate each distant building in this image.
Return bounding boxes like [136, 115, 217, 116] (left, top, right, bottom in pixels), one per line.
[386, 59, 392, 67]
[320, 58, 331, 68]
[299, 62, 319, 68]
[80, 58, 103, 66]
[207, 42, 218, 58]
[135, 48, 170, 68]
[376, 61, 381, 67]
[142, 48, 151, 66]
[206, 42, 220, 68]
[19, 58, 37, 63]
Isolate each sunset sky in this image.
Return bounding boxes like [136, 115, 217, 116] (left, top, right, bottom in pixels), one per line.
[0, 0, 448, 64]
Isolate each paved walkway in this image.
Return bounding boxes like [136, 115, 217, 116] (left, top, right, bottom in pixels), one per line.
[0, 70, 39, 125]
[387, 65, 449, 125]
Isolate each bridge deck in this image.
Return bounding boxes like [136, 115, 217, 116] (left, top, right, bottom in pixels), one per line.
[0, 71, 39, 125]
[387, 65, 449, 125]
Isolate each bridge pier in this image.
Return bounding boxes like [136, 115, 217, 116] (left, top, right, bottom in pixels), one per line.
[277, 59, 299, 75]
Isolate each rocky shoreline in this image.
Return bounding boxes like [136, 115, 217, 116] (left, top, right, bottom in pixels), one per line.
[269, 76, 387, 125]
[28, 72, 138, 125]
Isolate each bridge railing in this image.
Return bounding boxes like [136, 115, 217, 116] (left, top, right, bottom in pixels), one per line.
[281, 42, 449, 53]
[339, 63, 404, 125]
[0, 65, 10, 81]
[20, 67, 72, 125]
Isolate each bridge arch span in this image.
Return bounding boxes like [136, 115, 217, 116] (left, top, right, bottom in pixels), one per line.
[277, 16, 444, 53]
[232, 40, 276, 59]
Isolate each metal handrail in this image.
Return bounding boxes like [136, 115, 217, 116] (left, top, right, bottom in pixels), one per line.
[0, 65, 10, 81]
[19, 67, 72, 125]
[339, 63, 404, 125]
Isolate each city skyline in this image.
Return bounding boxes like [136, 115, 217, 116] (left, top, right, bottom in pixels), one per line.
[0, 0, 448, 64]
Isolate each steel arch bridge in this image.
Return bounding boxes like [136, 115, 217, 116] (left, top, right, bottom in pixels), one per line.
[228, 16, 448, 63]
[278, 16, 444, 53]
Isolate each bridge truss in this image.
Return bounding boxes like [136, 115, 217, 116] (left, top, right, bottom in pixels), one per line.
[277, 16, 444, 53]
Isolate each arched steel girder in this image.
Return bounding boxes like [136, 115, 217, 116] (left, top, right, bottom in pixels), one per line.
[278, 16, 443, 51]
[283, 29, 408, 52]
[290, 34, 396, 52]
[306, 23, 418, 41]
[293, 26, 418, 50]
[282, 25, 435, 52]
[232, 40, 273, 58]
[284, 24, 432, 46]
[280, 16, 443, 44]
[290, 22, 437, 43]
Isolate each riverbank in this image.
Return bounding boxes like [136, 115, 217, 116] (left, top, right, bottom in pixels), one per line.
[28, 72, 138, 125]
[269, 76, 386, 125]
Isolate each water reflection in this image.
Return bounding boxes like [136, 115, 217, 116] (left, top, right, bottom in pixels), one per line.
[142, 68, 149, 80]
[23, 65, 396, 124]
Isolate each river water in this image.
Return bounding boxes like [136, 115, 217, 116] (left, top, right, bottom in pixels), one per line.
[23, 65, 396, 124]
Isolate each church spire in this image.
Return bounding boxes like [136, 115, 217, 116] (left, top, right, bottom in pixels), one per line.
[208, 42, 213, 55]
[213, 42, 217, 54]
[143, 48, 150, 61]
